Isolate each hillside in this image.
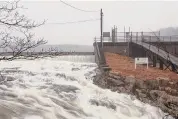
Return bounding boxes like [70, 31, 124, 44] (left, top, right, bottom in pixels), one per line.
[159, 27, 178, 36]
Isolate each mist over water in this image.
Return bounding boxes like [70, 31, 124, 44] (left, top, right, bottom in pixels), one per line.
[0, 56, 173, 119]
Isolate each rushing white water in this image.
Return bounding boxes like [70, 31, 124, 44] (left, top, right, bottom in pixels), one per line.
[0, 56, 173, 119]
[56, 55, 95, 63]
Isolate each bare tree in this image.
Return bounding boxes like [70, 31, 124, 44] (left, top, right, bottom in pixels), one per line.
[0, 1, 46, 60]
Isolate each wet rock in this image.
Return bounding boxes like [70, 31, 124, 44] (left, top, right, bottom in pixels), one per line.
[108, 73, 122, 80]
[66, 76, 77, 81]
[135, 89, 147, 98]
[94, 71, 178, 118]
[55, 73, 66, 79]
[89, 99, 116, 110]
[71, 68, 80, 71]
[85, 71, 96, 79]
[93, 71, 108, 89]
[0, 76, 16, 83]
[6, 76, 15, 81]
[125, 76, 136, 84]
[52, 84, 79, 93]
[55, 73, 77, 81]
[107, 77, 124, 86]
[59, 93, 77, 102]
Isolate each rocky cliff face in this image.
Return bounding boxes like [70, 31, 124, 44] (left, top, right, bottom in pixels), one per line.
[94, 71, 178, 118]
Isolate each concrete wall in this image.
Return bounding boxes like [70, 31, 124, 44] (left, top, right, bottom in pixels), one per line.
[96, 42, 129, 56]
[93, 42, 129, 65]
[93, 44, 100, 65]
[129, 42, 147, 58]
[94, 42, 147, 58]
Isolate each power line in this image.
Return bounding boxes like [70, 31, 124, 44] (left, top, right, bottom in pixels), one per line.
[47, 18, 100, 25]
[60, 0, 99, 12]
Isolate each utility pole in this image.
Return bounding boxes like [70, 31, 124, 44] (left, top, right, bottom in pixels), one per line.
[100, 8, 103, 48]
[124, 26, 125, 42]
[115, 26, 117, 42]
[114, 25, 115, 42]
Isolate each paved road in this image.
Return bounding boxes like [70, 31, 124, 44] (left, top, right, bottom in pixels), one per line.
[132, 40, 178, 66]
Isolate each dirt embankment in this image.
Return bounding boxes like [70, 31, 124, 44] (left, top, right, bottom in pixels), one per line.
[94, 52, 178, 118]
[104, 52, 178, 80]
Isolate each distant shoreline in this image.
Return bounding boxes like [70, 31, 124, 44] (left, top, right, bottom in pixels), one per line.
[0, 52, 94, 56]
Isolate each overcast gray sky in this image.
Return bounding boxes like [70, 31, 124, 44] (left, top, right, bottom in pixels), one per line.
[19, 1, 178, 45]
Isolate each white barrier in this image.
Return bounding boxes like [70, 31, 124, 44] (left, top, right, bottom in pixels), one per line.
[135, 57, 148, 69]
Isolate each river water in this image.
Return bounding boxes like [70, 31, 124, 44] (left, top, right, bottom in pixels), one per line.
[0, 56, 173, 119]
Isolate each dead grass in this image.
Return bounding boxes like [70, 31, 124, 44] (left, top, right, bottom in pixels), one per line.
[104, 52, 178, 80]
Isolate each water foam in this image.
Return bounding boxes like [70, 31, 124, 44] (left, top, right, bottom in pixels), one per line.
[0, 56, 173, 119]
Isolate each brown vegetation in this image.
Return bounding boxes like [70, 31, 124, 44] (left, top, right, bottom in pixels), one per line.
[104, 52, 178, 80]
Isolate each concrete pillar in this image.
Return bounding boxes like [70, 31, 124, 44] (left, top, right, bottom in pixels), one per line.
[171, 63, 176, 72]
[159, 59, 164, 70]
[153, 55, 157, 67]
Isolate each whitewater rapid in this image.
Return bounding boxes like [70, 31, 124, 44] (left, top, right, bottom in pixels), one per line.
[0, 56, 172, 119]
